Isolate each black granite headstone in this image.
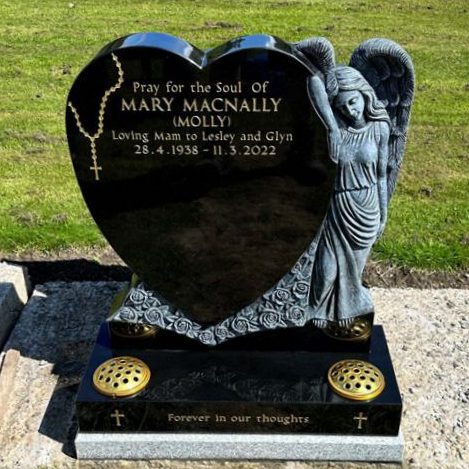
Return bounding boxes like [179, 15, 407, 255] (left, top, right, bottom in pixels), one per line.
[68, 34, 404, 453]
[66, 33, 333, 324]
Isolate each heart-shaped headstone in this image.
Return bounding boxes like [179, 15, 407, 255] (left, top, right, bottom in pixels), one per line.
[66, 33, 333, 324]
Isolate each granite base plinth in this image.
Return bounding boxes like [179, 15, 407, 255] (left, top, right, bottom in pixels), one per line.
[76, 323, 403, 461]
[76, 325, 401, 435]
[75, 430, 404, 461]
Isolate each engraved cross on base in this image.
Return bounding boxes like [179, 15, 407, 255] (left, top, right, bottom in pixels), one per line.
[353, 412, 368, 430]
[110, 409, 125, 427]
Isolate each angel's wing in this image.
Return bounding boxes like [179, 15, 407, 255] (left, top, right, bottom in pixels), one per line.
[295, 37, 338, 97]
[350, 39, 415, 202]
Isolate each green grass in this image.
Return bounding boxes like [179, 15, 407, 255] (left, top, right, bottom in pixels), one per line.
[0, 0, 468, 270]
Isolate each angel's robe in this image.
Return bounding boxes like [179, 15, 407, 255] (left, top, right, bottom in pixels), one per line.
[309, 120, 382, 325]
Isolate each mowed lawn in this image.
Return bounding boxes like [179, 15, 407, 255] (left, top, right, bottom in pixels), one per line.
[0, 0, 467, 270]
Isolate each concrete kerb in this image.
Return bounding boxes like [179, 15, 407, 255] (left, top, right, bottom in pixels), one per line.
[0, 262, 31, 349]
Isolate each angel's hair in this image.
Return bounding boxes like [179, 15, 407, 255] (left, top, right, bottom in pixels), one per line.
[332, 65, 390, 123]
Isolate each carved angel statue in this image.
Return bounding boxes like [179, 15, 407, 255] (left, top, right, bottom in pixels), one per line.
[295, 38, 415, 327]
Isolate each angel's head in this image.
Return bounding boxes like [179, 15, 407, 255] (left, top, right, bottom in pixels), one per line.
[329, 66, 389, 126]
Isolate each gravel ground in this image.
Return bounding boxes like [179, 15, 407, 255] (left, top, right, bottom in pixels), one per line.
[0, 282, 467, 469]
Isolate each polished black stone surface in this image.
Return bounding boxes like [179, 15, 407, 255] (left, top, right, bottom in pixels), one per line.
[109, 314, 374, 353]
[76, 325, 401, 435]
[66, 33, 333, 324]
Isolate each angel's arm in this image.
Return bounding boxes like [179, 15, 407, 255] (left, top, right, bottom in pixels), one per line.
[377, 121, 390, 238]
[307, 76, 339, 133]
[307, 76, 340, 162]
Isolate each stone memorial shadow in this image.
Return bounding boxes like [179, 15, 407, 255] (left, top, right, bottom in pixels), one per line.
[2, 281, 123, 458]
[3, 259, 130, 285]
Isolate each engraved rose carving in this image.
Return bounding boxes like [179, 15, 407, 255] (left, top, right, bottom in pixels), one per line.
[143, 307, 165, 326]
[198, 329, 216, 346]
[118, 307, 138, 322]
[293, 281, 309, 299]
[259, 310, 282, 329]
[273, 288, 291, 305]
[232, 317, 251, 334]
[286, 305, 306, 325]
[173, 318, 193, 334]
[291, 255, 309, 275]
[214, 325, 230, 341]
[145, 294, 163, 308]
[129, 289, 147, 305]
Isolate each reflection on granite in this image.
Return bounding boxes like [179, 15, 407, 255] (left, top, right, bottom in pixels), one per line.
[148, 365, 326, 402]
